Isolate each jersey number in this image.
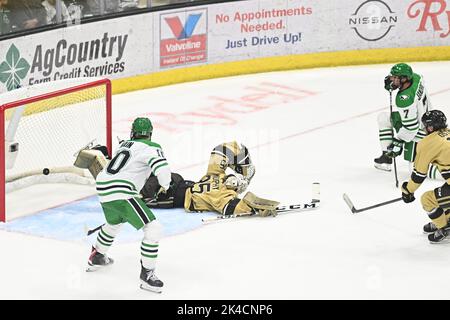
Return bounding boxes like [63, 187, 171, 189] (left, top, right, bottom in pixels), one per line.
[191, 175, 211, 194]
[403, 109, 409, 118]
[106, 150, 130, 174]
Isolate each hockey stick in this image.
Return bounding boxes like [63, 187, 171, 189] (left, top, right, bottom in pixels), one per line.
[343, 193, 402, 214]
[389, 90, 399, 188]
[202, 183, 320, 223]
[86, 223, 104, 236]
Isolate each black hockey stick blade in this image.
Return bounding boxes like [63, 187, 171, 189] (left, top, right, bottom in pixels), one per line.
[86, 223, 104, 236]
[343, 193, 402, 214]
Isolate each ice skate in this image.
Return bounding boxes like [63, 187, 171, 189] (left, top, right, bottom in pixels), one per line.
[428, 228, 449, 244]
[140, 265, 163, 293]
[86, 246, 114, 272]
[423, 222, 439, 234]
[374, 152, 392, 171]
[423, 221, 450, 234]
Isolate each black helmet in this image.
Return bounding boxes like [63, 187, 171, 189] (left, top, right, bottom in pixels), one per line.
[421, 110, 447, 132]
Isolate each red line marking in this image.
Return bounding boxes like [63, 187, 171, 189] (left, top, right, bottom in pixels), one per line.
[175, 87, 450, 171]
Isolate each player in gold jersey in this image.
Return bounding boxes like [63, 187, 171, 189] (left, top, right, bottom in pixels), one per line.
[142, 141, 279, 217]
[400, 110, 450, 243]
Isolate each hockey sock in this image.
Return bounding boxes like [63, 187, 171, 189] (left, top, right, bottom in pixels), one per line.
[95, 223, 121, 254]
[141, 241, 159, 270]
[378, 128, 393, 150]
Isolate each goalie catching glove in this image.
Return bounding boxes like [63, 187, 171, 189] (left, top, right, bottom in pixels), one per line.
[74, 145, 109, 179]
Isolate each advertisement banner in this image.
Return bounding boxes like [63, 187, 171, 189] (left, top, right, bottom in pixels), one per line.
[159, 8, 208, 68]
[0, 14, 153, 93]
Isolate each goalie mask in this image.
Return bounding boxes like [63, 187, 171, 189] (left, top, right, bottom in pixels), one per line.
[131, 117, 153, 140]
[229, 143, 255, 179]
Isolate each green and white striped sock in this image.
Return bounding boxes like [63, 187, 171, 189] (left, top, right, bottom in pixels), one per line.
[141, 241, 159, 270]
[95, 224, 121, 254]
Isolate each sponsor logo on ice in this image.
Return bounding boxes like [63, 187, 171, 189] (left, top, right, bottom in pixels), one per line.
[349, 0, 397, 41]
[160, 9, 208, 68]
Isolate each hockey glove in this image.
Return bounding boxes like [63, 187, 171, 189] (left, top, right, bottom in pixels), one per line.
[384, 76, 393, 91]
[401, 182, 415, 203]
[386, 138, 403, 158]
[157, 186, 168, 197]
[258, 209, 278, 217]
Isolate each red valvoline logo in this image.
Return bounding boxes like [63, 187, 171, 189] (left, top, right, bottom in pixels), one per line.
[160, 9, 208, 67]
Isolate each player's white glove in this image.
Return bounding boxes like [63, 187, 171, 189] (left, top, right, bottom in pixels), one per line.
[224, 174, 240, 190]
[236, 178, 249, 194]
[224, 174, 249, 194]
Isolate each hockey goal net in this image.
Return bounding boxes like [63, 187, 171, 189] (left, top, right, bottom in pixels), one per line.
[0, 78, 112, 222]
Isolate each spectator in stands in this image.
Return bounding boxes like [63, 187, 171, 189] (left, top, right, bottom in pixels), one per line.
[0, 0, 11, 34]
[42, 0, 73, 24]
[7, 0, 46, 30]
[120, 0, 139, 11]
[85, 0, 119, 16]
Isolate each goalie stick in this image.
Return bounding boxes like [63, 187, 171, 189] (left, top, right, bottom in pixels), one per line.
[202, 182, 320, 223]
[343, 193, 402, 214]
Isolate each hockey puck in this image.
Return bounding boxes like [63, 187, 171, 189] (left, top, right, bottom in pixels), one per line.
[43, 168, 50, 175]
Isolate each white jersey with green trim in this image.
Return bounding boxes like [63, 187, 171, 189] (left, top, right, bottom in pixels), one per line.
[395, 73, 431, 142]
[96, 139, 171, 203]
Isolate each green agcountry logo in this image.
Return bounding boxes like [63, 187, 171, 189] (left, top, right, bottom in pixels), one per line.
[0, 44, 30, 91]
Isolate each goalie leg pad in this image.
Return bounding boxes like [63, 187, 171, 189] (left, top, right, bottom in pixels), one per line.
[74, 149, 107, 179]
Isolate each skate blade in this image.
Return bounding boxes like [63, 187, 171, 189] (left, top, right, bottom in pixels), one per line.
[429, 236, 450, 244]
[423, 226, 450, 235]
[374, 163, 391, 172]
[86, 264, 101, 272]
[86, 261, 113, 272]
[140, 281, 163, 294]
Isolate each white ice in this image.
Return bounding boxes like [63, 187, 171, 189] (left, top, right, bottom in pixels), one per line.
[1, 61, 450, 299]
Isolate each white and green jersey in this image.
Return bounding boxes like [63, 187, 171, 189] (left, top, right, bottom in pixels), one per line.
[96, 139, 171, 203]
[395, 73, 431, 142]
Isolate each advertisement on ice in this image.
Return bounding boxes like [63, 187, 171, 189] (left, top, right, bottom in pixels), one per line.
[1, 0, 449, 94]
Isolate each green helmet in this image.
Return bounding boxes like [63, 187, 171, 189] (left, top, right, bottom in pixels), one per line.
[131, 117, 153, 139]
[390, 63, 413, 80]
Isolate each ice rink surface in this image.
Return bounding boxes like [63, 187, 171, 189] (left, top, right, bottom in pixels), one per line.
[1, 61, 450, 299]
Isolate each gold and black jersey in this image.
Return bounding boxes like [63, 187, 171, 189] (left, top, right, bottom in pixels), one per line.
[184, 141, 253, 215]
[206, 141, 249, 175]
[184, 173, 245, 214]
[407, 129, 450, 193]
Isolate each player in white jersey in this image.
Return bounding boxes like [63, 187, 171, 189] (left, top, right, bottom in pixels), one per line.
[86, 117, 171, 293]
[374, 63, 433, 174]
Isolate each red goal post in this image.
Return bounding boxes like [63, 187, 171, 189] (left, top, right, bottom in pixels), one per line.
[0, 78, 112, 222]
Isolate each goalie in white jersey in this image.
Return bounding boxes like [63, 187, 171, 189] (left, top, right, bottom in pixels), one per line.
[87, 117, 171, 293]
